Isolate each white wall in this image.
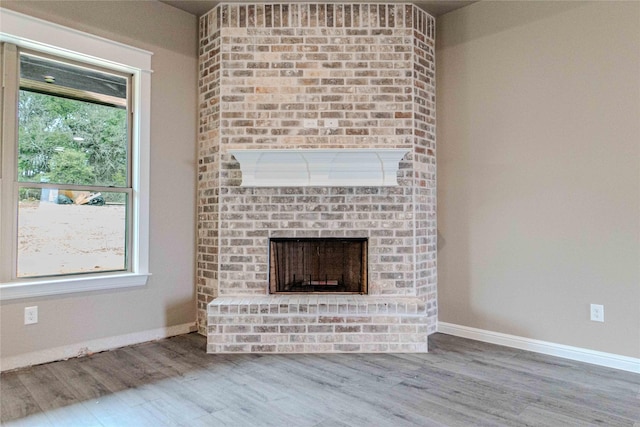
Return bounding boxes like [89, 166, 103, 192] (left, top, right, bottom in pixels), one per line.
[0, 1, 198, 364]
[437, 1, 640, 358]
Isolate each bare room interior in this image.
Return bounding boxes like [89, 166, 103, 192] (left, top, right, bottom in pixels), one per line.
[0, 0, 638, 425]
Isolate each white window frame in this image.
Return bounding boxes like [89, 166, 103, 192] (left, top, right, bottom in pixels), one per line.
[0, 8, 152, 300]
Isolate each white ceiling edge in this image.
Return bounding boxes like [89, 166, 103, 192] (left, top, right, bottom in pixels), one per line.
[158, 1, 477, 18]
[229, 148, 410, 187]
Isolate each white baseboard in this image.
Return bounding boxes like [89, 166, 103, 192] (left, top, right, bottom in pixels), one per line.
[437, 322, 640, 374]
[0, 322, 197, 372]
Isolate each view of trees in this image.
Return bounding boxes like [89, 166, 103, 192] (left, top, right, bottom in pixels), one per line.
[18, 90, 128, 189]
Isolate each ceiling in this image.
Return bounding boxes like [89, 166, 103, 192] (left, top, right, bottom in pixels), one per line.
[158, 0, 476, 18]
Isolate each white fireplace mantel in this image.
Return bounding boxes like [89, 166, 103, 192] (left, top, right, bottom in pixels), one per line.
[229, 148, 410, 187]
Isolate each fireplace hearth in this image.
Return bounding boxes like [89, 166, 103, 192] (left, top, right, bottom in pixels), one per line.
[270, 238, 367, 294]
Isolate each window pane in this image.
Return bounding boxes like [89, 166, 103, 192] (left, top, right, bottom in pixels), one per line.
[17, 188, 128, 278]
[20, 53, 127, 100]
[18, 90, 128, 187]
[18, 53, 128, 188]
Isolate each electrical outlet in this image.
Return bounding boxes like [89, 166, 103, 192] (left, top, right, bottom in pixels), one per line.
[24, 306, 38, 325]
[303, 119, 317, 128]
[590, 304, 604, 322]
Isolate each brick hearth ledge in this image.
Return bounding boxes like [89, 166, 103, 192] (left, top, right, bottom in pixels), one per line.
[208, 296, 429, 353]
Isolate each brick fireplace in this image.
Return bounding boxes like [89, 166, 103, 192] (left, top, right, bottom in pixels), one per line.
[198, 3, 436, 353]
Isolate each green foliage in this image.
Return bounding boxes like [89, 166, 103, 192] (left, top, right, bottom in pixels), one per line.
[48, 149, 95, 185]
[18, 91, 127, 187]
[18, 187, 41, 201]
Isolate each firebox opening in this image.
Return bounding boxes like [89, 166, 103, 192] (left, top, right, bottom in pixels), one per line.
[269, 238, 368, 294]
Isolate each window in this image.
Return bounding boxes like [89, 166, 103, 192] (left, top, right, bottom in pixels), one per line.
[0, 9, 151, 299]
[15, 51, 131, 278]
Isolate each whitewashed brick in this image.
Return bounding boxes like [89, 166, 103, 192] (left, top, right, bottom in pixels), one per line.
[200, 3, 437, 352]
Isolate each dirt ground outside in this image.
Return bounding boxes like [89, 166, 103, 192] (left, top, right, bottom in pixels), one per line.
[17, 201, 126, 278]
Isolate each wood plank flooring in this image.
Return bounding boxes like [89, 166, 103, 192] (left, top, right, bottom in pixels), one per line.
[1, 333, 639, 426]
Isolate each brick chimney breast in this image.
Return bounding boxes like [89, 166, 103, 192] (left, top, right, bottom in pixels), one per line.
[198, 3, 436, 353]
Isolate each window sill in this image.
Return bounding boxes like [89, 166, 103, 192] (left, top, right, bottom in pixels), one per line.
[0, 272, 151, 301]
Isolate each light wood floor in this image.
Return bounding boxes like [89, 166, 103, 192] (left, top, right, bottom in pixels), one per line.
[1, 333, 639, 426]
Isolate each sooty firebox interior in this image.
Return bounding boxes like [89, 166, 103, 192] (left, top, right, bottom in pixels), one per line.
[269, 238, 367, 294]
